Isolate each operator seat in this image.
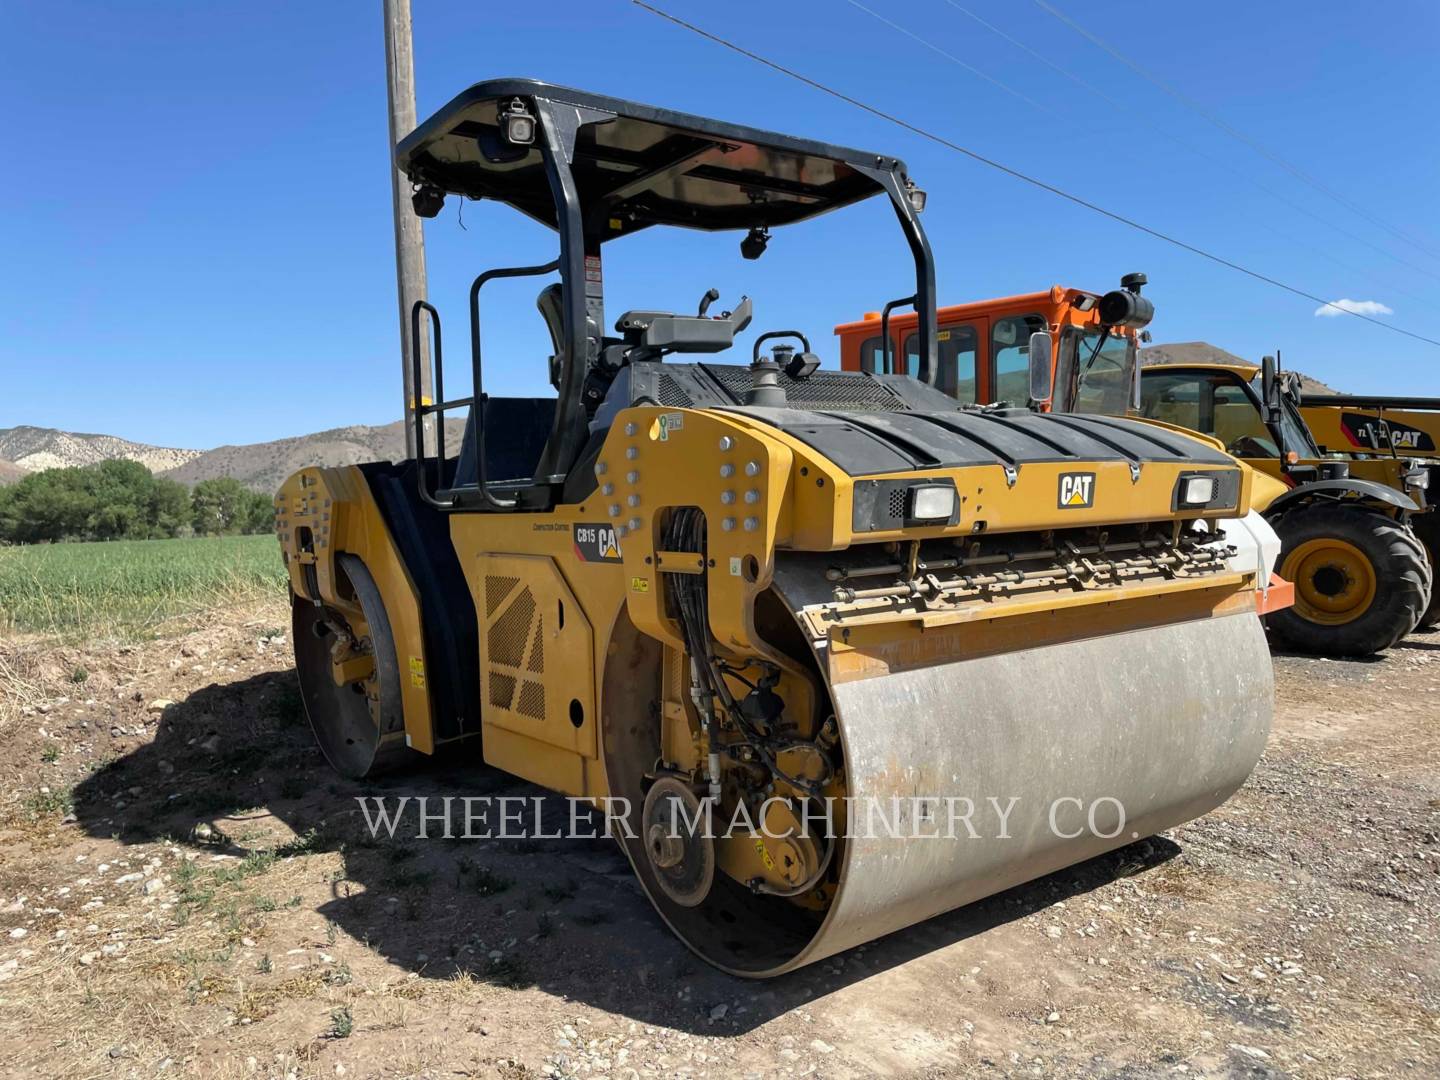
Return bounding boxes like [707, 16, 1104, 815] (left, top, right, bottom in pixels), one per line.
[537, 283, 565, 390]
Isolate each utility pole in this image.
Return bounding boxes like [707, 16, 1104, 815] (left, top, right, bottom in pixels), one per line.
[383, 0, 432, 457]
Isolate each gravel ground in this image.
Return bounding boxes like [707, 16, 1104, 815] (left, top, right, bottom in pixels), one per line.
[0, 604, 1435, 1078]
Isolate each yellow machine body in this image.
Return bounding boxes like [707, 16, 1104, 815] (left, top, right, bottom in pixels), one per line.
[279, 81, 1285, 976]
[1301, 400, 1440, 461]
[279, 402, 1263, 801]
[278, 396, 1279, 974]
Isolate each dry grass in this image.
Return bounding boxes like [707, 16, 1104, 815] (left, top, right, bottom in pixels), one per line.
[0, 645, 47, 734]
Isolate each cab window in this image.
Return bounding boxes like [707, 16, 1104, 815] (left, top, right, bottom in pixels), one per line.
[859, 335, 893, 375]
[1064, 329, 1133, 415]
[904, 324, 979, 403]
[991, 314, 1046, 404]
[1139, 371, 1278, 457]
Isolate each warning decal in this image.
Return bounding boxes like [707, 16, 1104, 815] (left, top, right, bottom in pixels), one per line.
[652, 412, 684, 441]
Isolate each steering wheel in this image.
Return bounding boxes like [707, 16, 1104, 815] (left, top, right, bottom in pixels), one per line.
[1227, 435, 1270, 458]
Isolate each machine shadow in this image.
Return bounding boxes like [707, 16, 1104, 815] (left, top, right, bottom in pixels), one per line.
[72, 667, 1179, 1035]
[1395, 636, 1440, 652]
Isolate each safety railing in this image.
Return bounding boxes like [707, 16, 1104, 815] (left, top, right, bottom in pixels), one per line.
[408, 259, 559, 511]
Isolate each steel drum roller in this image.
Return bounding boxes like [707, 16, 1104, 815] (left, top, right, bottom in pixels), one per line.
[614, 577, 1272, 977]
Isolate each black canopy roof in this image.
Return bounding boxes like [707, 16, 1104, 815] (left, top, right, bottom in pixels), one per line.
[395, 78, 905, 240]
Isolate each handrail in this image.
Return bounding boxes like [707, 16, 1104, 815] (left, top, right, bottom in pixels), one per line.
[405, 260, 562, 512]
[879, 295, 917, 377]
[409, 300, 451, 510]
[468, 260, 561, 510]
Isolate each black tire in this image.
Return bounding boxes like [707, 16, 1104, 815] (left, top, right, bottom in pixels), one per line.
[1266, 503, 1430, 657]
[292, 554, 418, 778]
[1412, 511, 1440, 630]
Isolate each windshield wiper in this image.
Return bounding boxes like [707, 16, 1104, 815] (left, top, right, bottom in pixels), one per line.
[1062, 327, 1113, 409]
[1081, 327, 1113, 375]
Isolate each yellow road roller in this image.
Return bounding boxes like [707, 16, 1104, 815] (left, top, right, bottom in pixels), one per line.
[276, 79, 1285, 977]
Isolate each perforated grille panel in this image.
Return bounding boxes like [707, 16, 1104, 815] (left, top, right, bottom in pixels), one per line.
[475, 556, 596, 767]
[700, 364, 909, 411]
[482, 575, 545, 721]
[489, 672, 516, 709]
[485, 574, 520, 617]
[516, 680, 546, 719]
[656, 371, 694, 407]
[490, 590, 535, 667]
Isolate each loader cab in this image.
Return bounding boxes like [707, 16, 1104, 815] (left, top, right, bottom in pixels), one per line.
[834, 277, 1147, 413]
[398, 79, 938, 513]
[1136, 363, 1323, 466]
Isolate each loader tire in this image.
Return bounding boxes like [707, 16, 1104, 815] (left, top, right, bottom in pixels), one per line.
[1412, 512, 1440, 630]
[292, 553, 417, 778]
[1267, 504, 1430, 657]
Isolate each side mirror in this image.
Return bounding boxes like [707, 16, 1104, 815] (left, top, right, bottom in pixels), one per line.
[1261, 354, 1282, 424]
[1027, 331, 1054, 406]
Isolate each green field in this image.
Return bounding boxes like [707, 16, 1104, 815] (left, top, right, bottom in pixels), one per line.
[0, 535, 287, 639]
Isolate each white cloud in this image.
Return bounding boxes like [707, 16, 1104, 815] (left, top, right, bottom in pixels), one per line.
[1314, 298, 1393, 318]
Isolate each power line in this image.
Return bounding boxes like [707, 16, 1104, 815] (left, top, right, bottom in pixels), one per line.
[1029, 0, 1440, 265]
[935, 0, 1440, 295]
[842, 1, 1057, 118]
[630, 0, 1440, 349]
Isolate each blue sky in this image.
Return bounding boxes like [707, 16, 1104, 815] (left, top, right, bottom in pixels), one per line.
[3, 0, 1437, 448]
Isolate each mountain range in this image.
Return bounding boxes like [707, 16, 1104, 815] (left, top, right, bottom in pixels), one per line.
[1139, 341, 1341, 394]
[0, 342, 1343, 490]
[1, 420, 457, 494]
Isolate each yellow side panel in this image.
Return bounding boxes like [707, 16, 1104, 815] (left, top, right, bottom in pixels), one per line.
[1302, 404, 1440, 460]
[1245, 466, 1289, 513]
[275, 466, 437, 754]
[476, 554, 597, 762]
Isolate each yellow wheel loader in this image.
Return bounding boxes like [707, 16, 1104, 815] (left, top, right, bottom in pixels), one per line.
[1136, 357, 1435, 649]
[1300, 393, 1440, 462]
[1298, 392, 1440, 629]
[276, 80, 1284, 977]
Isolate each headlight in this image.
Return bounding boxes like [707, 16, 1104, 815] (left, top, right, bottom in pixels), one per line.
[1181, 476, 1216, 504]
[909, 484, 957, 521]
[1173, 469, 1240, 512]
[851, 478, 961, 531]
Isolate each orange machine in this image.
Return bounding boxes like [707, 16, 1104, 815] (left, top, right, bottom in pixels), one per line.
[834, 275, 1150, 414]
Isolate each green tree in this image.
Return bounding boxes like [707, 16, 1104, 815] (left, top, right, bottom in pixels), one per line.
[238, 488, 275, 534]
[0, 468, 93, 543]
[191, 477, 253, 535]
[149, 477, 191, 538]
[85, 459, 154, 540]
[0, 464, 269, 544]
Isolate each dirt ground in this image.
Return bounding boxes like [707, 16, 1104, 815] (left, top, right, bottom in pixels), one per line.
[0, 601, 1436, 1079]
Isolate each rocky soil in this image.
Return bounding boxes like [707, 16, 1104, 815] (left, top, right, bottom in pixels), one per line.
[0, 604, 1435, 1078]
